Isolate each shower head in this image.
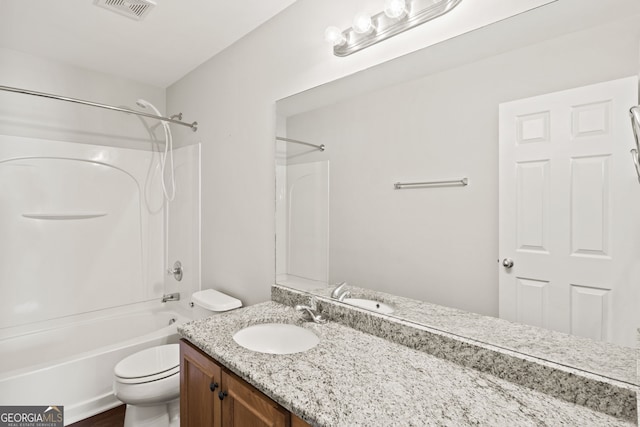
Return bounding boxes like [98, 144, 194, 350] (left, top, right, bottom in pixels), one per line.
[136, 98, 162, 116]
[135, 98, 176, 201]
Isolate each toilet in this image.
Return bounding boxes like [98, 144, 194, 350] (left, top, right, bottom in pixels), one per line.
[113, 289, 242, 427]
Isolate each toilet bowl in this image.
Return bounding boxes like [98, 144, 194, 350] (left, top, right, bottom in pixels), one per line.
[113, 344, 180, 427]
[113, 289, 242, 427]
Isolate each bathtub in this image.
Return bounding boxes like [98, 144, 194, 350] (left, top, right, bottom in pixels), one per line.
[0, 301, 191, 425]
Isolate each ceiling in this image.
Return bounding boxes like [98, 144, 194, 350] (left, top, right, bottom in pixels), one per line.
[0, 0, 298, 88]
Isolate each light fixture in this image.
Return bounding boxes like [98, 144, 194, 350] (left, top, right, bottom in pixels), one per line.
[324, 26, 346, 46]
[384, 0, 408, 19]
[352, 12, 375, 35]
[325, 0, 462, 57]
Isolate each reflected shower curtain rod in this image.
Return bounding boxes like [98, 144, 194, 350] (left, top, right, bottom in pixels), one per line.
[0, 84, 198, 132]
[276, 136, 325, 151]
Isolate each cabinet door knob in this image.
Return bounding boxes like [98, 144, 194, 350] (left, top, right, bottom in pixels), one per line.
[218, 391, 228, 400]
[209, 382, 218, 392]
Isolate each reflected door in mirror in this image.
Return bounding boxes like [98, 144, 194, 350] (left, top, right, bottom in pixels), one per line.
[498, 76, 640, 347]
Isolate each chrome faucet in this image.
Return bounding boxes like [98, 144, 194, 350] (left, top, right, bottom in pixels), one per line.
[330, 282, 351, 301]
[295, 297, 327, 324]
[161, 292, 180, 303]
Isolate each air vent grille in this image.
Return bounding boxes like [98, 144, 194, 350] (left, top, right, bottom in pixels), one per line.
[94, 0, 156, 21]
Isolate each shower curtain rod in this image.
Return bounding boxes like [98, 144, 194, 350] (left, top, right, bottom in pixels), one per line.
[276, 136, 325, 151]
[0, 84, 198, 132]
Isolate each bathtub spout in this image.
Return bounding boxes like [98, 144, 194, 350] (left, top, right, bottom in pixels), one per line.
[161, 293, 180, 303]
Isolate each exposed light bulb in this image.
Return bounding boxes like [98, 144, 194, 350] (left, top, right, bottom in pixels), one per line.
[384, 0, 408, 19]
[352, 12, 374, 34]
[324, 26, 346, 46]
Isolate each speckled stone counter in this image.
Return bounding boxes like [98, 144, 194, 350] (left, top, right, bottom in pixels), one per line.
[272, 284, 639, 422]
[285, 284, 637, 385]
[179, 302, 635, 427]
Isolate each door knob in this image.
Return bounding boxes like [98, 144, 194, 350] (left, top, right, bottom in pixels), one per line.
[502, 258, 514, 269]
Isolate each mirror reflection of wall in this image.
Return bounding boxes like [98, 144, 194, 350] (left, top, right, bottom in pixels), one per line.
[275, 137, 329, 291]
[276, 6, 640, 347]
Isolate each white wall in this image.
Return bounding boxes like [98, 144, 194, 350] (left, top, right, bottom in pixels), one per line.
[166, 0, 554, 306]
[0, 47, 165, 150]
[284, 17, 640, 316]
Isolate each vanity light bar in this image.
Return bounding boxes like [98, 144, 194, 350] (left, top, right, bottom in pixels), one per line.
[330, 0, 463, 57]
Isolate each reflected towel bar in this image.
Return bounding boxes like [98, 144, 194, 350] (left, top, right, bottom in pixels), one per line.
[394, 178, 468, 189]
[0, 84, 198, 132]
[22, 212, 108, 220]
[276, 136, 325, 152]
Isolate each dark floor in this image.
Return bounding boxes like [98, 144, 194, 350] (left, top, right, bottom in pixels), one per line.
[68, 405, 125, 427]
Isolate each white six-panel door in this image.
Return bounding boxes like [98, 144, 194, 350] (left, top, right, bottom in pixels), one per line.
[498, 76, 640, 347]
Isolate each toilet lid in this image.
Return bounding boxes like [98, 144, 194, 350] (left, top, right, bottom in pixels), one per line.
[115, 344, 179, 380]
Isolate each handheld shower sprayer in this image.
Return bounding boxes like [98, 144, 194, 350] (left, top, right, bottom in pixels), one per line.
[137, 99, 176, 201]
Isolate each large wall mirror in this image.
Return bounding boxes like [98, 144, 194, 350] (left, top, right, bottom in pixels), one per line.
[275, 0, 640, 383]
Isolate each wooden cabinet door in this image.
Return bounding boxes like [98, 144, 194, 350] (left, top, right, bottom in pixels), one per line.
[180, 340, 222, 427]
[291, 414, 312, 427]
[220, 370, 290, 427]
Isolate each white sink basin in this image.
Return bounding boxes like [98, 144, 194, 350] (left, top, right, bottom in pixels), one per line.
[343, 298, 395, 314]
[233, 323, 319, 355]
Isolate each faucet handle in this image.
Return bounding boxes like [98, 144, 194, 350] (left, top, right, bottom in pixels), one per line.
[168, 261, 183, 281]
[331, 282, 347, 299]
[294, 297, 327, 324]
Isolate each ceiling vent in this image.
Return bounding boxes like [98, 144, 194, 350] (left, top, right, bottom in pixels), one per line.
[94, 0, 156, 21]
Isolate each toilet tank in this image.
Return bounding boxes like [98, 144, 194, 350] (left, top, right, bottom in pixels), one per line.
[191, 289, 242, 319]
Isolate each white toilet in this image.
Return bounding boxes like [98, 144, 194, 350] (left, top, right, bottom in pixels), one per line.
[113, 289, 242, 427]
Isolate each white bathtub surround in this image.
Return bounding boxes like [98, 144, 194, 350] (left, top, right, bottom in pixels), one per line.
[0, 300, 191, 425]
[0, 46, 202, 425]
[0, 136, 166, 330]
[0, 136, 201, 423]
[275, 156, 329, 284]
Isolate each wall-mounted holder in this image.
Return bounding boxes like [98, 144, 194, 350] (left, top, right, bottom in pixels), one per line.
[394, 177, 468, 189]
[169, 261, 183, 281]
[629, 106, 640, 183]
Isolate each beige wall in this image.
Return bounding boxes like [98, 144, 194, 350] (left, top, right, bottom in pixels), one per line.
[165, 0, 604, 307]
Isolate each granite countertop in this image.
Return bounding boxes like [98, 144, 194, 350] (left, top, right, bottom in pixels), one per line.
[302, 284, 638, 386]
[179, 301, 634, 427]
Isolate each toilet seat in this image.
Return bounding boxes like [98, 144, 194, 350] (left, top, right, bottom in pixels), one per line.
[115, 344, 179, 384]
[115, 366, 179, 384]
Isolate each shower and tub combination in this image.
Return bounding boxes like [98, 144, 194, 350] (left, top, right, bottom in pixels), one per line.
[0, 86, 201, 424]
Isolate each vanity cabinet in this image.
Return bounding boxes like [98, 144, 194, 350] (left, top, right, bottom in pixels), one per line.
[180, 339, 222, 426]
[180, 339, 311, 427]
